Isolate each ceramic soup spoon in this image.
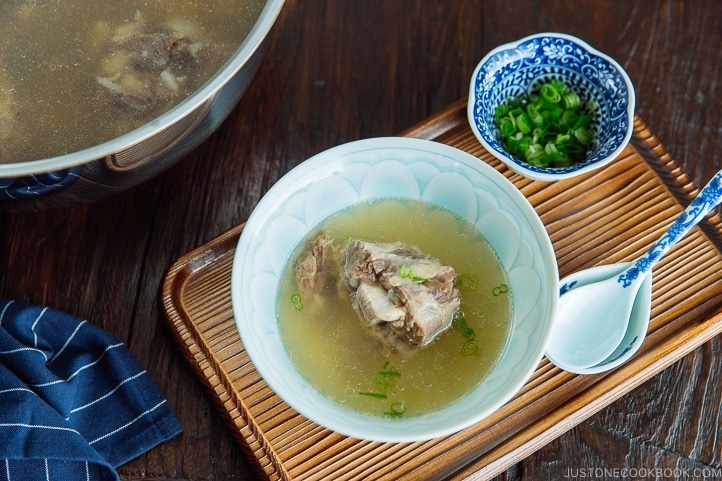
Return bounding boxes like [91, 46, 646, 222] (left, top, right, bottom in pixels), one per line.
[546, 262, 653, 375]
[546, 168, 722, 371]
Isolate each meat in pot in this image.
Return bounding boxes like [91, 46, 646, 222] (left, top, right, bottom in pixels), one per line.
[96, 13, 206, 113]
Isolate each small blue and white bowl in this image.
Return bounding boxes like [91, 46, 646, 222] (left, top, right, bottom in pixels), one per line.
[468, 32, 635, 181]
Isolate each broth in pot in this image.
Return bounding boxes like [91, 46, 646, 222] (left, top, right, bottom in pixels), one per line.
[0, 0, 265, 164]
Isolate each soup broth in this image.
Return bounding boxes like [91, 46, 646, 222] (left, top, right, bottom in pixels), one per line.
[0, 0, 265, 164]
[277, 199, 513, 418]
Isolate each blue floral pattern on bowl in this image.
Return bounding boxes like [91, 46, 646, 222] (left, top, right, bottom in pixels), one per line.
[467, 32, 635, 181]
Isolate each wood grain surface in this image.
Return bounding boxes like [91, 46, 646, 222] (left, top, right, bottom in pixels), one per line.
[2, 1, 721, 480]
[159, 110, 722, 481]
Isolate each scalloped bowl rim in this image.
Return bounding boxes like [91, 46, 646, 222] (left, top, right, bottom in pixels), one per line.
[467, 32, 635, 181]
[230, 137, 559, 442]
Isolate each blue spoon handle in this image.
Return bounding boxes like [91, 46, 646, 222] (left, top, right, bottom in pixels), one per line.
[618, 168, 722, 287]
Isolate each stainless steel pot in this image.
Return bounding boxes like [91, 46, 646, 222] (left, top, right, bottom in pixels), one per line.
[0, 0, 285, 212]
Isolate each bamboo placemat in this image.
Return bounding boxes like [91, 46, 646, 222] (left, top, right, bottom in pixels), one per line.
[161, 101, 722, 481]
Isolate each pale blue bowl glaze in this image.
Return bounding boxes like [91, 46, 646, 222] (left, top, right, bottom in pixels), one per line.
[468, 32, 635, 181]
[231, 137, 558, 442]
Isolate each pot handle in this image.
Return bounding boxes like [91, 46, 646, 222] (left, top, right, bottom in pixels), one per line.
[104, 97, 212, 172]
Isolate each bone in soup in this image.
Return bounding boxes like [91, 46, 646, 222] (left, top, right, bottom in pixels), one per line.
[0, 0, 265, 164]
[276, 198, 513, 418]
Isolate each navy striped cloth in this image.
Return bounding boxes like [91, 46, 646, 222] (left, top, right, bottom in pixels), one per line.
[0, 298, 182, 481]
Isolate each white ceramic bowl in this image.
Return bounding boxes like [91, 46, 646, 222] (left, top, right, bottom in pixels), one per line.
[468, 32, 635, 181]
[231, 137, 559, 442]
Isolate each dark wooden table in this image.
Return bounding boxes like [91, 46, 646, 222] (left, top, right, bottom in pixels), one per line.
[2, 1, 721, 479]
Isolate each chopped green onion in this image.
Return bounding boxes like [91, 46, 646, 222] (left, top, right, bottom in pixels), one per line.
[526, 103, 544, 126]
[499, 117, 516, 137]
[544, 142, 564, 163]
[456, 273, 480, 291]
[515, 112, 533, 134]
[525, 143, 546, 165]
[290, 294, 303, 311]
[574, 114, 593, 129]
[384, 401, 406, 418]
[493, 80, 597, 168]
[492, 284, 509, 296]
[452, 313, 481, 356]
[495, 103, 510, 122]
[573, 126, 594, 145]
[560, 109, 578, 128]
[562, 90, 581, 109]
[461, 340, 480, 356]
[359, 391, 388, 399]
[561, 142, 586, 156]
[359, 361, 401, 399]
[360, 362, 406, 416]
[399, 264, 430, 283]
[541, 82, 561, 103]
[452, 313, 476, 341]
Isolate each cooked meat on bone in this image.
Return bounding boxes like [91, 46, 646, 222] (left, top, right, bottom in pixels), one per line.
[354, 282, 406, 325]
[342, 239, 461, 347]
[295, 232, 341, 300]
